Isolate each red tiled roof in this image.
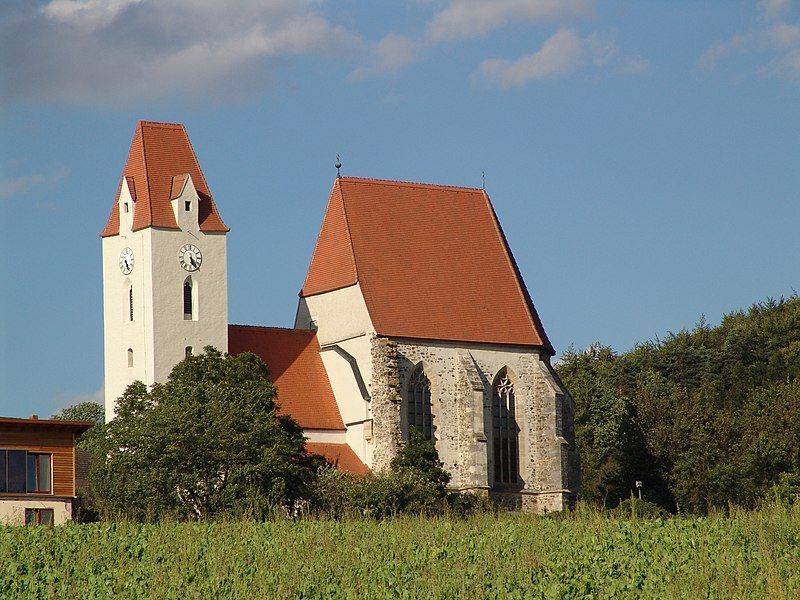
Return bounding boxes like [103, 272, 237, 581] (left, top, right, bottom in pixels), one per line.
[300, 177, 554, 352]
[227, 325, 345, 431]
[306, 442, 370, 475]
[101, 121, 229, 237]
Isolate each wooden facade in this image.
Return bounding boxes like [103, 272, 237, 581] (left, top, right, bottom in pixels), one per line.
[0, 418, 94, 498]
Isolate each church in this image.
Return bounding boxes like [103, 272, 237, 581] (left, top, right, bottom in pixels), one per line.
[101, 121, 580, 512]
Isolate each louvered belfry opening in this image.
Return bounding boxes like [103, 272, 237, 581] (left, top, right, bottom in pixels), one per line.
[407, 365, 433, 440]
[492, 370, 519, 486]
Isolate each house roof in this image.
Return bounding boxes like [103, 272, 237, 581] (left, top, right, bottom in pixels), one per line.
[0, 417, 95, 433]
[306, 442, 370, 475]
[300, 177, 554, 352]
[101, 121, 229, 237]
[227, 325, 345, 431]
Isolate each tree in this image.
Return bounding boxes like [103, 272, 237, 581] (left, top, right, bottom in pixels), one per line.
[391, 428, 451, 490]
[89, 347, 318, 521]
[52, 401, 105, 424]
[52, 401, 106, 454]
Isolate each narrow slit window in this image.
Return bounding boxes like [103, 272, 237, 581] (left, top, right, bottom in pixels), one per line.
[127, 348, 133, 368]
[185, 346, 193, 358]
[123, 203, 129, 213]
[184, 200, 191, 212]
[183, 279, 193, 320]
[129, 286, 134, 322]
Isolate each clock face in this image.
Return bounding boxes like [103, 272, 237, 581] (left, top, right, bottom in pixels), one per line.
[119, 247, 134, 275]
[179, 244, 202, 272]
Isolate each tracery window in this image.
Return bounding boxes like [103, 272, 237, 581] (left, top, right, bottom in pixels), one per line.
[407, 365, 433, 440]
[492, 370, 519, 486]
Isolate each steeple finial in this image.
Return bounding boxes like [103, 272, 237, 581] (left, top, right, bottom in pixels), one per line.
[482, 170, 485, 190]
[335, 154, 342, 178]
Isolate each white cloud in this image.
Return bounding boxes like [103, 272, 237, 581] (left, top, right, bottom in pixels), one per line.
[0, 168, 69, 200]
[427, 0, 593, 42]
[1, 0, 360, 106]
[476, 28, 648, 88]
[51, 386, 104, 418]
[759, 0, 791, 20]
[349, 33, 421, 80]
[697, 18, 800, 78]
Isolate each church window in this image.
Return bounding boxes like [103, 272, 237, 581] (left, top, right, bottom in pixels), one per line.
[407, 365, 433, 440]
[185, 346, 192, 358]
[183, 279, 193, 320]
[123, 203, 129, 213]
[184, 200, 191, 212]
[492, 370, 519, 486]
[127, 348, 133, 368]
[128, 285, 134, 322]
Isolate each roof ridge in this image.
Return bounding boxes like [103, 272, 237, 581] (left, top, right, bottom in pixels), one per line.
[339, 176, 483, 193]
[138, 120, 186, 129]
[229, 324, 316, 334]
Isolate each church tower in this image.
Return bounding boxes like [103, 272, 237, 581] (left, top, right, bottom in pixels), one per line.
[100, 121, 229, 421]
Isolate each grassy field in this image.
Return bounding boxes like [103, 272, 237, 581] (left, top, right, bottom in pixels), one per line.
[1, 506, 798, 599]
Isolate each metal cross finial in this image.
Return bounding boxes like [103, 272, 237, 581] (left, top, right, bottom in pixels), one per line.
[335, 154, 342, 178]
[482, 170, 485, 190]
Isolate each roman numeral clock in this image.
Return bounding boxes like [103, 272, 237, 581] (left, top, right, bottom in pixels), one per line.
[179, 244, 202, 272]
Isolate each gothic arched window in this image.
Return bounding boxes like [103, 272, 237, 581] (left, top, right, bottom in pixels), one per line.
[492, 369, 519, 486]
[407, 365, 433, 440]
[183, 278, 193, 320]
[127, 348, 133, 368]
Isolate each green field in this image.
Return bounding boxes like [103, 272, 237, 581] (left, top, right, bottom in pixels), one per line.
[2, 506, 799, 599]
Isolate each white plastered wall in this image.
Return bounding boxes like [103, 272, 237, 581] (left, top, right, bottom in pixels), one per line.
[296, 283, 376, 464]
[103, 179, 228, 421]
[0, 499, 73, 525]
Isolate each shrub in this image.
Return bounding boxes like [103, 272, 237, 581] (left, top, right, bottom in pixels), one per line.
[612, 498, 671, 519]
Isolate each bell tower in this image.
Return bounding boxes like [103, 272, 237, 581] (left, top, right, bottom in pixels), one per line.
[101, 121, 229, 421]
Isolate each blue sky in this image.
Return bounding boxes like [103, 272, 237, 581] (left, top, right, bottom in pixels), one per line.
[1, 0, 799, 418]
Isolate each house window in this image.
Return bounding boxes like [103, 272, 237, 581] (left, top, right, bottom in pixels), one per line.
[0, 449, 27, 493]
[0, 450, 51, 494]
[26, 453, 52, 493]
[25, 508, 54, 526]
[183, 279, 193, 320]
[184, 200, 191, 212]
[407, 365, 433, 440]
[127, 348, 133, 368]
[492, 370, 519, 486]
[185, 346, 192, 358]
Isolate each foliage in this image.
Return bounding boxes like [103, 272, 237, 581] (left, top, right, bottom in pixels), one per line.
[88, 347, 319, 521]
[391, 427, 451, 490]
[309, 428, 488, 518]
[51, 401, 105, 424]
[612, 498, 671, 520]
[558, 296, 800, 514]
[1, 507, 799, 598]
[51, 400, 106, 454]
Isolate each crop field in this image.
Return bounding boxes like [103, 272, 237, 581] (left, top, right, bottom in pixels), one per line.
[1, 506, 799, 599]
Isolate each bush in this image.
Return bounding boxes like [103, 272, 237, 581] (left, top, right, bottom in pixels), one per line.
[768, 472, 800, 506]
[611, 498, 671, 519]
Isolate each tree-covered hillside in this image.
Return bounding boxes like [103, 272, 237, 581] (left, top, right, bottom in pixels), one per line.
[557, 297, 800, 514]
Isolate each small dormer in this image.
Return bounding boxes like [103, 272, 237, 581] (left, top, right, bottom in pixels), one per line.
[170, 173, 200, 231]
[118, 176, 136, 233]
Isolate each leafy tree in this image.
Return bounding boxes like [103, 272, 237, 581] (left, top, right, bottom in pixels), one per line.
[391, 428, 451, 490]
[89, 347, 318, 521]
[52, 401, 105, 454]
[52, 401, 105, 424]
[558, 296, 800, 514]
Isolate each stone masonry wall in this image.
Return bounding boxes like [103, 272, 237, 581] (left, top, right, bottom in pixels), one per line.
[367, 336, 580, 512]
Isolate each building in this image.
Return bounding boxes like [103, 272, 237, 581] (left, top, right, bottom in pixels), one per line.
[101, 121, 579, 511]
[0, 416, 94, 525]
